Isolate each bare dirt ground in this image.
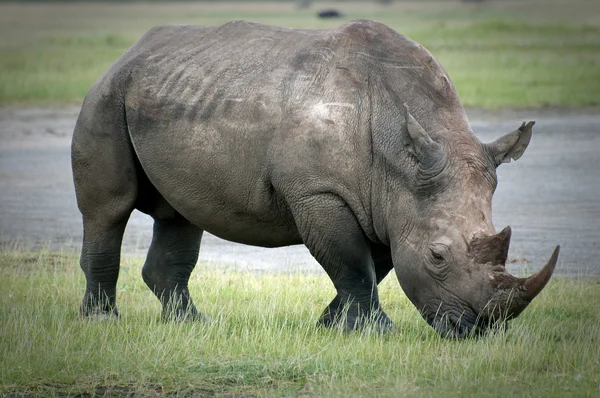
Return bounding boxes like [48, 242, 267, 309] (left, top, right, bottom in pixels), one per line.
[0, 106, 598, 277]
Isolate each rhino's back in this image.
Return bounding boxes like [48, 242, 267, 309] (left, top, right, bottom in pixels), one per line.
[118, 19, 460, 127]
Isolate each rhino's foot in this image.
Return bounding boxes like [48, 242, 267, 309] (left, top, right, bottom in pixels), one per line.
[78, 251, 121, 321]
[318, 305, 397, 334]
[161, 309, 211, 323]
[79, 301, 119, 321]
[161, 302, 211, 323]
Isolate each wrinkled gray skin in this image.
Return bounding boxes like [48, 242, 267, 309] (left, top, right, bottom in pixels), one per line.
[72, 20, 559, 338]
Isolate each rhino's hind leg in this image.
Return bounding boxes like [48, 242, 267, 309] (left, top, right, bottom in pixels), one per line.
[78, 220, 131, 319]
[141, 213, 205, 322]
[291, 195, 395, 333]
[72, 96, 137, 319]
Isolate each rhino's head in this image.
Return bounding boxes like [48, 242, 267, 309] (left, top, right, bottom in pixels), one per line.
[386, 105, 559, 338]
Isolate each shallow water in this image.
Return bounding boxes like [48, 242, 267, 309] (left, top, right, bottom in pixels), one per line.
[0, 106, 598, 277]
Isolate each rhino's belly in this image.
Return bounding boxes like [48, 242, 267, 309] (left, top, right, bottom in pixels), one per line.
[142, 162, 302, 248]
[183, 207, 302, 248]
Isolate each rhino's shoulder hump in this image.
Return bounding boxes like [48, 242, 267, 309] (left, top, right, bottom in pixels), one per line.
[338, 20, 435, 64]
[337, 19, 402, 40]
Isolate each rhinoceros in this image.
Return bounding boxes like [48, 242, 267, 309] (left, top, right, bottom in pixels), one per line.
[72, 20, 559, 337]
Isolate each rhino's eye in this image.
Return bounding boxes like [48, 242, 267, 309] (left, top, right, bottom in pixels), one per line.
[430, 248, 445, 264]
[427, 246, 451, 278]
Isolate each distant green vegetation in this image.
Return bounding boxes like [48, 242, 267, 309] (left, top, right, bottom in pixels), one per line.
[1, 1, 599, 108]
[1, 248, 599, 397]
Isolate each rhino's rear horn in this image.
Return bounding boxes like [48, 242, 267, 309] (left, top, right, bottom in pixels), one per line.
[468, 226, 512, 265]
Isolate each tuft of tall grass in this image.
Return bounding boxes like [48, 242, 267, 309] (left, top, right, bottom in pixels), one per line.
[1, 247, 599, 396]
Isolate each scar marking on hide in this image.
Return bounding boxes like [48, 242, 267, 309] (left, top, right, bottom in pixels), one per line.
[354, 52, 425, 69]
[247, 37, 276, 44]
[310, 102, 355, 124]
[321, 102, 355, 108]
[302, 47, 337, 61]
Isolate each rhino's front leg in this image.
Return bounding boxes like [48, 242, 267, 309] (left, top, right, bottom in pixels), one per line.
[291, 194, 395, 333]
[141, 214, 206, 321]
[319, 242, 395, 331]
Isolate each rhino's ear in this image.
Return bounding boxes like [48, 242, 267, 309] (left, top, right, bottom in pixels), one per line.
[485, 121, 534, 166]
[402, 104, 443, 165]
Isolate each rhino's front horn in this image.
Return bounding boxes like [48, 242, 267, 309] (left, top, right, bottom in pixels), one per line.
[520, 245, 560, 302]
[488, 245, 559, 320]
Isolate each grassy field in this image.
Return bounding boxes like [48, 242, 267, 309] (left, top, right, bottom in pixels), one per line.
[1, 248, 599, 397]
[1, 1, 599, 108]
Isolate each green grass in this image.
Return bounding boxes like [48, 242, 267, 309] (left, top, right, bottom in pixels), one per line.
[1, 248, 599, 397]
[1, 1, 599, 108]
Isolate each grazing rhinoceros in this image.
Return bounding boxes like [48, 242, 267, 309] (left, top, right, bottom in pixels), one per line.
[72, 20, 559, 337]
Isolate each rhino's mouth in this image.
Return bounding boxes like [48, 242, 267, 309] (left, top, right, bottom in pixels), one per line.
[425, 309, 507, 339]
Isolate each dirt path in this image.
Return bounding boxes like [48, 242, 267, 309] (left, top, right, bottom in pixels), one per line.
[0, 106, 598, 277]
